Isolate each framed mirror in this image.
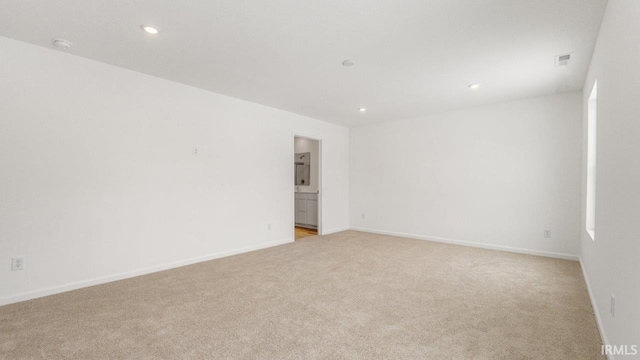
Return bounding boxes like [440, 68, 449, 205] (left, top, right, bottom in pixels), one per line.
[295, 152, 311, 185]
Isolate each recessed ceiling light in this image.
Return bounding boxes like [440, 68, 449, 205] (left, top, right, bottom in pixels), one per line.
[342, 60, 355, 67]
[141, 25, 159, 34]
[51, 39, 73, 51]
[358, 108, 366, 112]
[468, 84, 480, 90]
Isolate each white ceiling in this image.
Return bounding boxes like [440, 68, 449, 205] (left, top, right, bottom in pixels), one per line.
[0, 0, 607, 127]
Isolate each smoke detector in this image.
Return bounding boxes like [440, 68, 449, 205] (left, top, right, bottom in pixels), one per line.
[342, 60, 355, 67]
[52, 39, 73, 51]
[555, 53, 572, 67]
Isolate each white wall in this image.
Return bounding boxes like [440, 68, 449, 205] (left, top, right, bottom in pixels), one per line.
[580, 0, 640, 352]
[0, 36, 349, 305]
[350, 92, 583, 258]
[294, 137, 319, 193]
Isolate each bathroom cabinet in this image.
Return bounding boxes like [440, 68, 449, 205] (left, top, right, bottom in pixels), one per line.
[295, 192, 318, 229]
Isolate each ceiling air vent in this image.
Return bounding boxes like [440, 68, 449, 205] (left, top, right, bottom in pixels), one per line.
[555, 53, 572, 67]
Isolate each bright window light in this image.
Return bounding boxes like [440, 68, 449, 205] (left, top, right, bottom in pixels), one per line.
[586, 81, 597, 240]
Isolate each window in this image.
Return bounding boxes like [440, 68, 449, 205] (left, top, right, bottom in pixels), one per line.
[586, 81, 597, 240]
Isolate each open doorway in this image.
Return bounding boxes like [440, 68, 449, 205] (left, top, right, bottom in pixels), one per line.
[293, 135, 321, 240]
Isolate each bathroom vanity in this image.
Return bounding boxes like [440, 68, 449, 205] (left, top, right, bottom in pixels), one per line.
[295, 191, 318, 229]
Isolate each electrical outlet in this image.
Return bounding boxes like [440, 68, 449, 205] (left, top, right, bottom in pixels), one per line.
[193, 147, 199, 156]
[12, 257, 24, 271]
[544, 230, 551, 238]
[610, 294, 615, 317]
[267, 223, 272, 230]
[361, 213, 365, 219]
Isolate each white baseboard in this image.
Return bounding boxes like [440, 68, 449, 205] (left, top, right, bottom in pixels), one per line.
[322, 226, 350, 235]
[580, 257, 612, 360]
[349, 227, 580, 261]
[0, 238, 293, 307]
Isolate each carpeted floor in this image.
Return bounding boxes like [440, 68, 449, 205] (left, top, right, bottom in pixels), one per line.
[0, 231, 604, 359]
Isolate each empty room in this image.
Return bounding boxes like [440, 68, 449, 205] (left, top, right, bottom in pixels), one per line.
[1, 0, 638, 359]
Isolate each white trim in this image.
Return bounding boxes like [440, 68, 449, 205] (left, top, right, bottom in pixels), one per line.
[0, 238, 293, 307]
[580, 257, 612, 360]
[322, 226, 350, 235]
[349, 227, 580, 261]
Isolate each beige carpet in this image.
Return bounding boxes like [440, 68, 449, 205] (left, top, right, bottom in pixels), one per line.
[0, 231, 604, 359]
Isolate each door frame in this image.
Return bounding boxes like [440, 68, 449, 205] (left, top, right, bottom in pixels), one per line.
[291, 133, 323, 238]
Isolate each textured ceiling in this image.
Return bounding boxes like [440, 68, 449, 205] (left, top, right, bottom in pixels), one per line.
[0, 0, 607, 127]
